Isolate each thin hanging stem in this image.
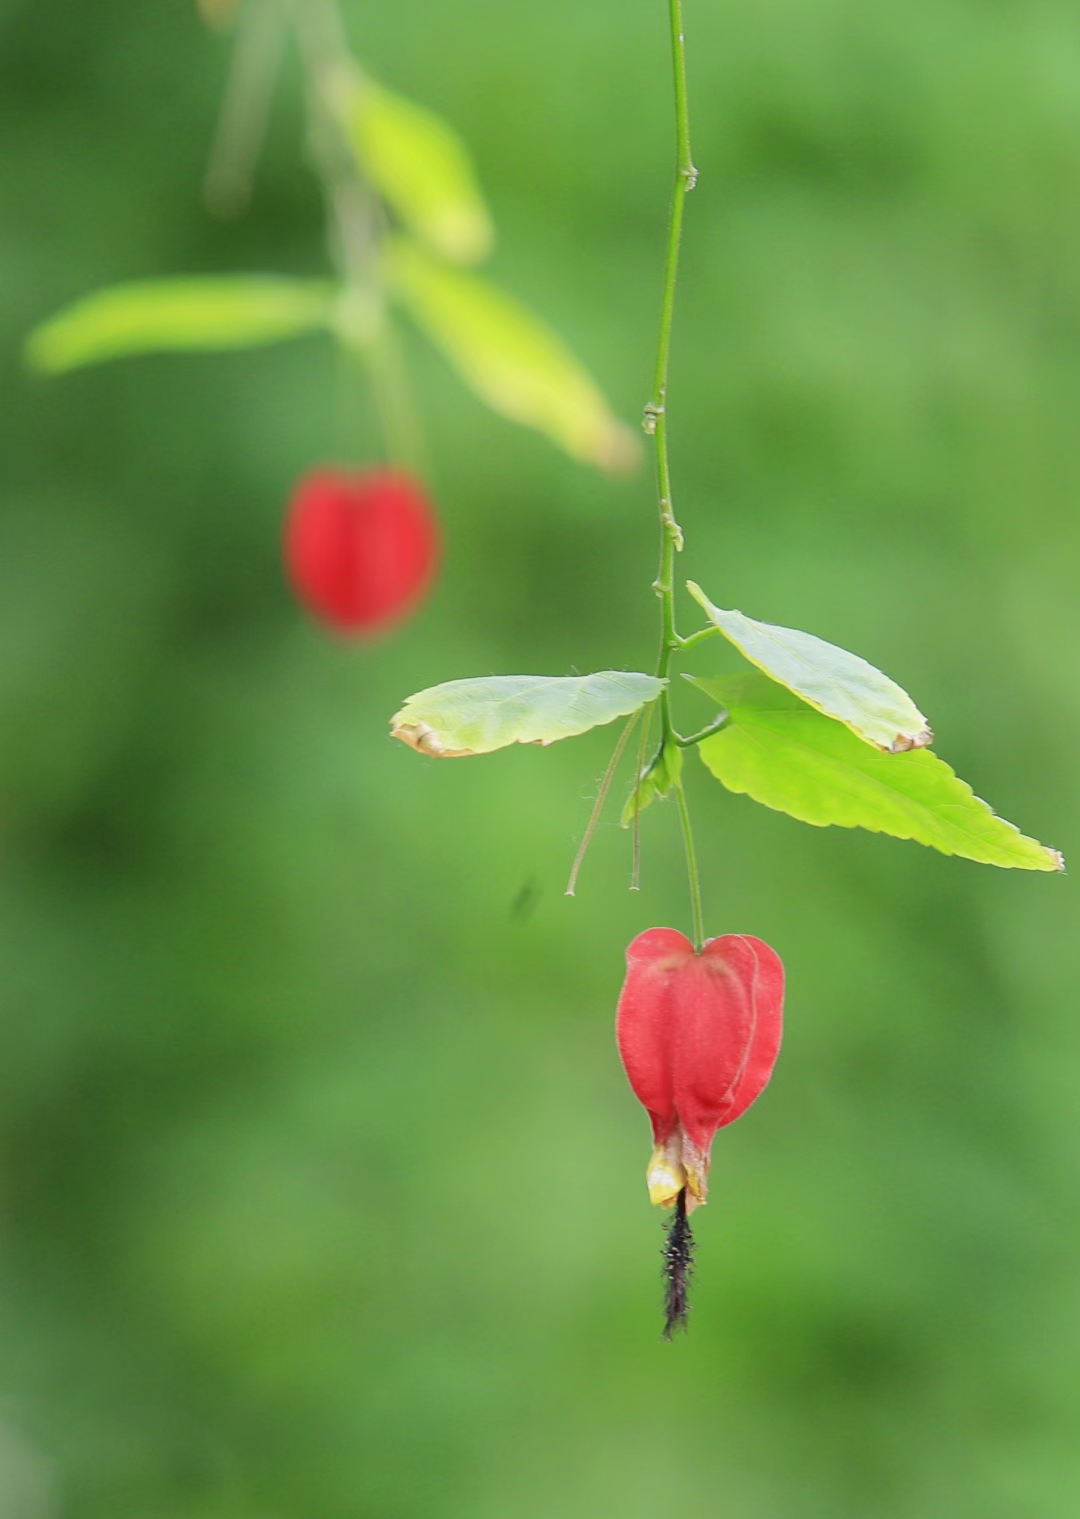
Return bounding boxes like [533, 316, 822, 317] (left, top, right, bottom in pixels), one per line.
[630, 702, 655, 892]
[674, 780, 704, 950]
[565, 711, 640, 898]
[204, 0, 287, 216]
[365, 316, 428, 474]
[289, 0, 424, 470]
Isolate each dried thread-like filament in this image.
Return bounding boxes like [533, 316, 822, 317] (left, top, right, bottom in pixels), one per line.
[564, 710, 639, 897]
[662, 1186, 694, 1339]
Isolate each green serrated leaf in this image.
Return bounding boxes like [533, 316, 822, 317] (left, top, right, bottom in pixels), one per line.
[26, 277, 337, 374]
[329, 66, 493, 265]
[621, 740, 683, 826]
[391, 673, 665, 758]
[693, 672, 1063, 872]
[687, 581, 931, 753]
[384, 237, 639, 473]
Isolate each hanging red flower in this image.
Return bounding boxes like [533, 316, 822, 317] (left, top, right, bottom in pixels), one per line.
[284, 467, 440, 636]
[616, 927, 784, 1212]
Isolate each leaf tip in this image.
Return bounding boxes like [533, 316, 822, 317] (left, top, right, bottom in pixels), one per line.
[23, 327, 58, 375]
[889, 726, 933, 754]
[1047, 847, 1066, 873]
[596, 420, 643, 476]
[390, 718, 472, 758]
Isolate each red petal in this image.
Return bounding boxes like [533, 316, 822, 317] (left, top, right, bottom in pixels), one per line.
[284, 467, 440, 635]
[680, 935, 784, 1144]
[615, 928, 784, 1151]
[615, 927, 692, 1143]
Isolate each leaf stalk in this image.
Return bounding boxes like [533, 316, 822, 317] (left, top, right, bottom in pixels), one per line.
[674, 712, 729, 749]
[674, 625, 720, 652]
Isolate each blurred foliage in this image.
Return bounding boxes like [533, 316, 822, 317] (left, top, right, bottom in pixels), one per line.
[332, 66, 494, 265]
[1, 1, 1078, 1517]
[25, 276, 335, 374]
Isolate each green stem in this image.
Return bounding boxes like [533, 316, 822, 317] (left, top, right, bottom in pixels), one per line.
[649, 0, 697, 721]
[648, 0, 701, 930]
[656, 0, 695, 729]
[674, 781, 705, 950]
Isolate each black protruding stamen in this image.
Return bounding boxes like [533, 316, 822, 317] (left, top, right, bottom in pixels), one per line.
[662, 1186, 695, 1339]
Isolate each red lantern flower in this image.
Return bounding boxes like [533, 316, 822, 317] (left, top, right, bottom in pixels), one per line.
[616, 928, 784, 1211]
[284, 467, 440, 636]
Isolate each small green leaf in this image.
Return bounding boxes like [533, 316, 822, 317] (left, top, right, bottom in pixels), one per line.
[694, 672, 1063, 872]
[26, 276, 337, 374]
[391, 672, 665, 758]
[329, 66, 493, 265]
[384, 238, 639, 473]
[621, 740, 683, 826]
[687, 582, 931, 753]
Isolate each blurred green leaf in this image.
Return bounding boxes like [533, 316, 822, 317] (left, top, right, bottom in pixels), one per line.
[687, 581, 932, 753]
[391, 672, 665, 758]
[694, 672, 1063, 871]
[621, 739, 682, 826]
[384, 238, 639, 472]
[26, 276, 336, 373]
[330, 65, 493, 265]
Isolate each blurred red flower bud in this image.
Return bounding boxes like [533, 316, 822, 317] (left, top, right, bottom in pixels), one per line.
[616, 928, 784, 1211]
[284, 467, 440, 636]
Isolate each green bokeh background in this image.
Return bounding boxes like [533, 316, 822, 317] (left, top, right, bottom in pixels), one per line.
[2, 1, 1079, 1515]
